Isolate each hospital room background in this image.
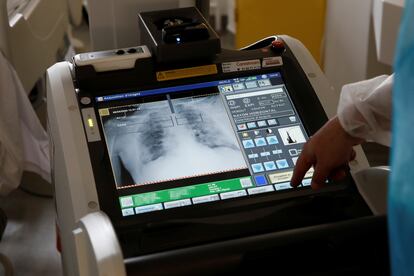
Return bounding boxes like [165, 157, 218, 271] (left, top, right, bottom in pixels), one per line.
[0, 0, 399, 275]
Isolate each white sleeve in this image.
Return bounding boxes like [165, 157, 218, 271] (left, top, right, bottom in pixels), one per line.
[337, 75, 393, 146]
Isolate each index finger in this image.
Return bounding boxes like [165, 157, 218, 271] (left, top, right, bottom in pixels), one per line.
[291, 152, 313, 187]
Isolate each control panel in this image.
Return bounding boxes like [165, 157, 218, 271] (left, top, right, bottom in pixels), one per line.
[220, 73, 313, 190]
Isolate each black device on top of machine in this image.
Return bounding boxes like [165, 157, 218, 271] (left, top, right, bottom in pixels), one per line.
[138, 7, 220, 63]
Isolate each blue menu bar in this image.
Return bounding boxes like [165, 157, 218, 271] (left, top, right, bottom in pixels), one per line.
[95, 72, 281, 102]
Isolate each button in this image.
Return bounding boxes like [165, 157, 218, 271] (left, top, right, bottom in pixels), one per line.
[247, 122, 257, 129]
[302, 178, 312, 187]
[121, 208, 135, 216]
[305, 168, 314, 178]
[251, 163, 265, 173]
[266, 136, 279, 145]
[135, 203, 163, 214]
[254, 175, 268, 186]
[289, 116, 297, 122]
[260, 152, 271, 157]
[289, 149, 298, 156]
[245, 81, 258, 89]
[268, 171, 293, 184]
[248, 185, 274, 195]
[254, 137, 267, 147]
[258, 79, 271, 87]
[220, 190, 247, 200]
[127, 48, 137, 53]
[193, 194, 220, 204]
[267, 119, 278, 126]
[248, 153, 259, 159]
[120, 196, 134, 208]
[238, 124, 247, 131]
[254, 130, 260, 136]
[292, 157, 298, 165]
[276, 159, 289, 169]
[233, 83, 245, 90]
[274, 182, 292, 191]
[242, 139, 255, 149]
[116, 49, 125, 55]
[271, 40, 285, 52]
[264, 161, 277, 171]
[242, 132, 249, 138]
[80, 96, 92, 105]
[240, 177, 254, 188]
[220, 85, 233, 93]
[257, 120, 267, 127]
[272, 149, 283, 155]
[266, 128, 273, 134]
[164, 199, 192, 209]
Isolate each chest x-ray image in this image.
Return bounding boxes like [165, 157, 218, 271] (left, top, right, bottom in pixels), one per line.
[101, 94, 247, 188]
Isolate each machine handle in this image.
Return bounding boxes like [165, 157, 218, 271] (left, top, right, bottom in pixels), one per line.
[353, 166, 390, 215]
[239, 35, 278, 51]
[72, 211, 126, 276]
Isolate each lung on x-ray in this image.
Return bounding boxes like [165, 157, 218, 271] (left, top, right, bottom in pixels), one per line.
[101, 94, 247, 188]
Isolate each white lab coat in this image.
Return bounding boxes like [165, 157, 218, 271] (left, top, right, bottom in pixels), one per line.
[337, 75, 393, 146]
[0, 51, 50, 195]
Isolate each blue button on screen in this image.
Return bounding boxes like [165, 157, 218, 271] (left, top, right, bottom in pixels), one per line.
[266, 136, 279, 145]
[242, 139, 255, 149]
[276, 159, 289, 169]
[263, 161, 277, 171]
[254, 175, 268, 186]
[251, 163, 264, 173]
[302, 178, 311, 186]
[254, 138, 267, 147]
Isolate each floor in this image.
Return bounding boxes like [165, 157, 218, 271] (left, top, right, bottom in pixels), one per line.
[0, 190, 62, 276]
[0, 13, 390, 276]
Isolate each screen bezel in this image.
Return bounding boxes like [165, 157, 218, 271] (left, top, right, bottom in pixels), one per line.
[82, 57, 352, 229]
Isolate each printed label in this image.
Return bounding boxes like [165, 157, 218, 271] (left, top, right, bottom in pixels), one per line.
[222, 59, 261, 73]
[156, 64, 218, 81]
[262, 56, 283, 68]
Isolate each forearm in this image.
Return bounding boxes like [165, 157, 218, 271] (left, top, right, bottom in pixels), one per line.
[337, 75, 393, 146]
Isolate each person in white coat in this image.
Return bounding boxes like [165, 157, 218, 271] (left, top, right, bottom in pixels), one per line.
[291, 0, 414, 274]
[0, 51, 50, 195]
[291, 75, 392, 189]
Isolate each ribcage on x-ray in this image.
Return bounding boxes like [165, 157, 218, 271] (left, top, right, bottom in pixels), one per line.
[175, 104, 239, 151]
[103, 95, 246, 187]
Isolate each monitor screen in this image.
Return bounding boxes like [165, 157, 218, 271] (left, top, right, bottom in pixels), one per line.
[96, 72, 314, 217]
[100, 94, 247, 187]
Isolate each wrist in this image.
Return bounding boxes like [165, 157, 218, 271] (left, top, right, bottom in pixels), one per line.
[332, 117, 365, 146]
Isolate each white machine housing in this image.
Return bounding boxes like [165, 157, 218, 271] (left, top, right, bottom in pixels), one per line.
[372, 0, 405, 65]
[47, 35, 376, 276]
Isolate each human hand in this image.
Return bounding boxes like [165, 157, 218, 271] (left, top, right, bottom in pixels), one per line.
[291, 117, 364, 189]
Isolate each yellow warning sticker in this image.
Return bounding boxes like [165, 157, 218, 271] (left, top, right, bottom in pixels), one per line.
[156, 64, 218, 81]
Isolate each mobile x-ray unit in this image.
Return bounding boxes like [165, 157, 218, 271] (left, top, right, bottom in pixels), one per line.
[47, 7, 389, 276]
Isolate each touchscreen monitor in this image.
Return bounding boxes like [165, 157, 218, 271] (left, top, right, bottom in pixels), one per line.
[96, 72, 313, 217]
